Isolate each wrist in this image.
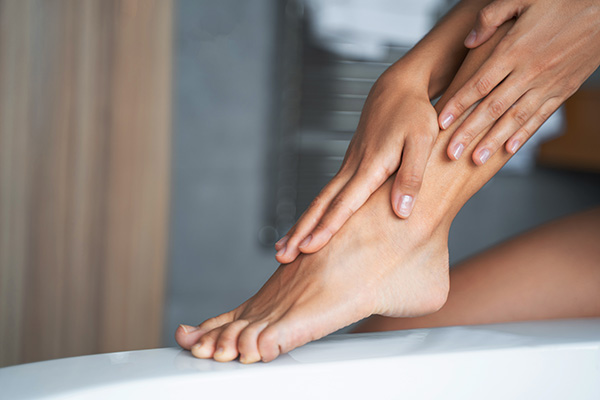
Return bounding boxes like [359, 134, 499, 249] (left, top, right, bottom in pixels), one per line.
[377, 58, 432, 98]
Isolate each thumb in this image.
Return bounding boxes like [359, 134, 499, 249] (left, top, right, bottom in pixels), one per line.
[465, 0, 525, 48]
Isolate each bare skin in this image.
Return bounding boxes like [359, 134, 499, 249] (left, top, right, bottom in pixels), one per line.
[441, 0, 600, 165]
[175, 22, 521, 363]
[275, 0, 491, 262]
[357, 207, 600, 332]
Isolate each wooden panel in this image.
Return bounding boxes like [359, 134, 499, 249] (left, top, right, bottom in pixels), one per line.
[0, 0, 172, 367]
[538, 89, 600, 173]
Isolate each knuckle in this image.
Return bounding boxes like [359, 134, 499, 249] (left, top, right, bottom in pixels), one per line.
[529, 60, 547, 76]
[337, 162, 352, 176]
[512, 107, 529, 126]
[474, 76, 493, 97]
[314, 220, 335, 238]
[537, 108, 553, 123]
[564, 80, 581, 97]
[460, 127, 476, 143]
[399, 171, 423, 191]
[309, 195, 324, 210]
[487, 98, 505, 120]
[367, 164, 392, 187]
[452, 98, 467, 115]
[544, 52, 563, 72]
[330, 195, 354, 215]
[477, 8, 492, 28]
[519, 125, 532, 139]
[484, 135, 503, 151]
[414, 131, 435, 147]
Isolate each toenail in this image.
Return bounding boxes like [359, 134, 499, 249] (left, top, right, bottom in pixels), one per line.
[214, 347, 224, 357]
[180, 324, 199, 334]
[299, 234, 312, 249]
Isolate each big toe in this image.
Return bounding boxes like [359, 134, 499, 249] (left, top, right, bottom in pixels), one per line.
[176, 312, 236, 350]
[175, 324, 206, 350]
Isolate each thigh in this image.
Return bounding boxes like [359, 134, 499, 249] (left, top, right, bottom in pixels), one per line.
[356, 206, 600, 332]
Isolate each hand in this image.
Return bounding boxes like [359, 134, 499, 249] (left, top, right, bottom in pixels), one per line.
[438, 0, 600, 165]
[274, 69, 439, 264]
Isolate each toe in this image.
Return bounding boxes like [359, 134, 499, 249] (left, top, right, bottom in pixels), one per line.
[257, 326, 282, 363]
[191, 326, 223, 359]
[238, 321, 269, 364]
[176, 311, 235, 350]
[258, 307, 336, 362]
[213, 319, 250, 362]
[175, 324, 204, 350]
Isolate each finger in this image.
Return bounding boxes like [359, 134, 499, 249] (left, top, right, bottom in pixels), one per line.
[213, 319, 250, 362]
[447, 75, 524, 160]
[298, 163, 392, 253]
[505, 97, 563, 154]
[391, 133, 435, 218]
[175, 311, 235, 350]
[238, 321, 269, 364]
[191, 325, 225, 359]
[275, 172, 351, 264]
[438, 55, 511, 132]
[471, 90, 543, 164]
[465, 0, 525, 48]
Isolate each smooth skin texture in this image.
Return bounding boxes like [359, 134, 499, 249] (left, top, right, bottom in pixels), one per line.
[276, 0, 600, 264]
[356, 207, 600, 333]
[175, 22, 521, 363]
[274, 0, 492, 263]
[440, 0, 600, 165]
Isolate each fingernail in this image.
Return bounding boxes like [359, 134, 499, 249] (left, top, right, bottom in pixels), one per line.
[478, 149, 490, 164]
[465, 30, 477, 46]
[275, 235, 288, 248]
[276, 245, 287, 258]
[299, 234, 312, 249]
[452, 143, 464, 160]
[397, 195, 414, 218]
[441, 113, 454, 129]
[509, 140, 520, 154]
[179, 324, 199, 334]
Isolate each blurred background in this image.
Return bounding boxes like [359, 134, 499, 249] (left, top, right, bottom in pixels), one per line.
[1, 0, 599, 367]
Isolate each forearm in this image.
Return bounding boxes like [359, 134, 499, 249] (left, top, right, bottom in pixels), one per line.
[383, 0, 493, 99]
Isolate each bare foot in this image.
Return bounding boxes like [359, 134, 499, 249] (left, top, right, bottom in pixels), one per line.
[175, 21, 518, 364]
[175, 177, 451, 363]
